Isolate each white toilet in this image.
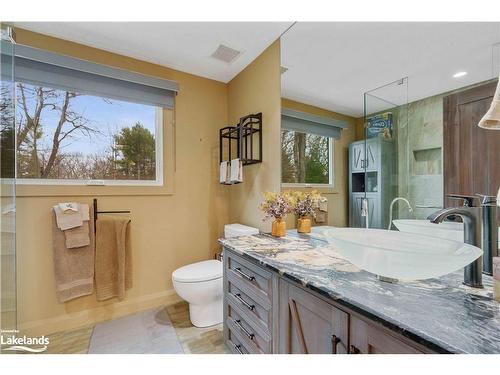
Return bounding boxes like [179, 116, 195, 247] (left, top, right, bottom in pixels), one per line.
[172, 224, 259, 328]
[172, 260, 223, 327]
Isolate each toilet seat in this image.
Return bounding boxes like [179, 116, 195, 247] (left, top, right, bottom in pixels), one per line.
[172, 260, 222, 283]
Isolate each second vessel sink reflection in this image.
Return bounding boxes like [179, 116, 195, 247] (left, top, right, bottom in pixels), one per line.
[324, 228, 482, 281]
[392, 219, 463, 241]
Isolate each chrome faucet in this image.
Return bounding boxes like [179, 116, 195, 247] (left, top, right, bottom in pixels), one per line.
[427, 194, 498, 288]
[388, 197, 413, 230]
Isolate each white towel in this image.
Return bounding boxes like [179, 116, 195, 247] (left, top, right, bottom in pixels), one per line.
[53, 203, 90, 230]
[53, 205, 83, 230]
[219, 161, 229, 184]
[79, 203, 90, 221]
[319, 197, 328, 212]
[58, 202, 79, 213]
[230, 158, 243, 183]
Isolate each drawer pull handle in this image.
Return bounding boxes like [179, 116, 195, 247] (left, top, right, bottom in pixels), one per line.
[235, 319, 255, 340]
[235, 267, 255, 281]
[234, 344, 244, 354]
[331, 335, 341, 354]
[234, 293, 255, 311]
[349, 344, 361, 354]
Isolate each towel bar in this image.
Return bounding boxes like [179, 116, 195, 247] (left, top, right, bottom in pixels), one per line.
[93, 198, 130, 234]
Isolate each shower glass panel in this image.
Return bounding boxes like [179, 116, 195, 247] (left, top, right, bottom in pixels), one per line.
[362, 78, 408, 230]
[0, 29, 17, 339]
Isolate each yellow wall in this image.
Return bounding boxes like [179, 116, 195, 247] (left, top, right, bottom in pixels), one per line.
[280, 98, 358, 227]
[14, 28, 231, 335]
[227, 41, 282, 232]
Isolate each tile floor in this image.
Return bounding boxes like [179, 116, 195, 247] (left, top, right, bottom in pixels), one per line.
[43, 302, 229, 354]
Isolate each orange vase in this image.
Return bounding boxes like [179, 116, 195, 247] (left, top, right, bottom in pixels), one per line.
[271, 219, 286, 237]
[297, 217, 311, 233]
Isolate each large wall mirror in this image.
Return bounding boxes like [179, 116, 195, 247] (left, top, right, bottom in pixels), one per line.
[280, 22, 500, 234]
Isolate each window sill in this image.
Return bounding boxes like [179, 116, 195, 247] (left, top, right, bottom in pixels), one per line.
[281, 184, 339, 195]
[16, 183, 174, 197]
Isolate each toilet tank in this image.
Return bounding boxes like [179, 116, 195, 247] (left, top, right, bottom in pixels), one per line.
[224, 223, 259, 238]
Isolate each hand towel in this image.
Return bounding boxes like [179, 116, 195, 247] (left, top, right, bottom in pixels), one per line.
[58, 202, 79, 213]
[52, 208, 94, 303]
[65, 222, 90, 249]
[64, 204, 91, 248]
[95, 216, 132, 302]
[53, 204, 83, 230]
[219, 161, 229, 184]
[230, 158, 243, 183]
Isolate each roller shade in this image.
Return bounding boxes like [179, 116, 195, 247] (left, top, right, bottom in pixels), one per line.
[281, 108, 347, 139]
[12, 44, 179, 108]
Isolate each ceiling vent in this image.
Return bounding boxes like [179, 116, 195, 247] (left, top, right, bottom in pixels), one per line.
[211, 44, 241, 64]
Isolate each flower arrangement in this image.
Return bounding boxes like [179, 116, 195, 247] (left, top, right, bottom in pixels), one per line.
[260, 191, 293, 221]
[289, 190, 322, 218]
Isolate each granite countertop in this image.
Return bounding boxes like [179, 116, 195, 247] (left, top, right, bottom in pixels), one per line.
[219, 231, 500, 354]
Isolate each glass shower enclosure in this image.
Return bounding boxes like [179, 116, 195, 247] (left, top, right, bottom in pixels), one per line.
[349, 78, 409, 229]
[0, 26, 17, 342]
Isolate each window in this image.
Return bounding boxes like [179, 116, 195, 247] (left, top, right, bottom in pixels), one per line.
[12, 43, 178, 186]
[16, 83, 162, 185]
[281, 129, 334, 186]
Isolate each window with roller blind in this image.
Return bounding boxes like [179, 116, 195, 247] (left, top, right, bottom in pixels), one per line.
[281, 108, 347, 188]
[9, 44, 178, 186]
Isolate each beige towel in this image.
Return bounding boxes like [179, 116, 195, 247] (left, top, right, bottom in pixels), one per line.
[95, 216, 132, 301]
[65, 222, 90, 249]
[63, 204, 90, 248]
[52, 209, 94, 303]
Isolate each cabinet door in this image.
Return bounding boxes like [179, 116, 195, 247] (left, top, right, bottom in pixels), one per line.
[350, 142, 365, 172]
[350, 193, 364, 228]
[365, 194, 381, 229]
[350, 316, 423, 354]
[364, 139, 379, 171]
[279, 281, 349, 354]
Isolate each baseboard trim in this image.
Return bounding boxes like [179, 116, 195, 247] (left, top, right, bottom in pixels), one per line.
[18, 289, 182, 337]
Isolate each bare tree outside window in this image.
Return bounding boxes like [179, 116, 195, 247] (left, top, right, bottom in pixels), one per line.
[15, 83, 158, 182]
[281, 130, 330, 184]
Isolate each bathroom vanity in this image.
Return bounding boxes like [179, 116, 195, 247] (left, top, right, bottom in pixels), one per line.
[219, 233, 500, 354]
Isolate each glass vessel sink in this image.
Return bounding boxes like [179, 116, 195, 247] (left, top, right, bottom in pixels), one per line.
[324, 228, 482, 281]
[392, 219, 463, 241]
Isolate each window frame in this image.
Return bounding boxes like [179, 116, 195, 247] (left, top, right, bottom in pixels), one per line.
[280, 131, 335, 189]
[15, 105, 164, 187]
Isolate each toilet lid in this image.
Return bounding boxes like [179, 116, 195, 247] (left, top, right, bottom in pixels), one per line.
[172, 260, 223, 283]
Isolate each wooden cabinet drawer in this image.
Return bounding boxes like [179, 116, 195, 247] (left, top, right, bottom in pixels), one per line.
[226, 252, 273, 303]
[350, 316, 423, 354]
[227, 300, 272, 354]
[227, 327, 252, 354]
[227, 280, 272, 333]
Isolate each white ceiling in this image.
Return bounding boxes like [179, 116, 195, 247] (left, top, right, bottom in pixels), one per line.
[14, 22, 293, 83]
[281, 22, 500, 117]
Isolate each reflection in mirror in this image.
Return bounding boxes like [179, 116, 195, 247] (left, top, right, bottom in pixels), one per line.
[280, 22, 500, 236]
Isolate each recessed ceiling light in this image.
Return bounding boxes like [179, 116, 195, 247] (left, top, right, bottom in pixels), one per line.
[453, 71, 468, 78]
